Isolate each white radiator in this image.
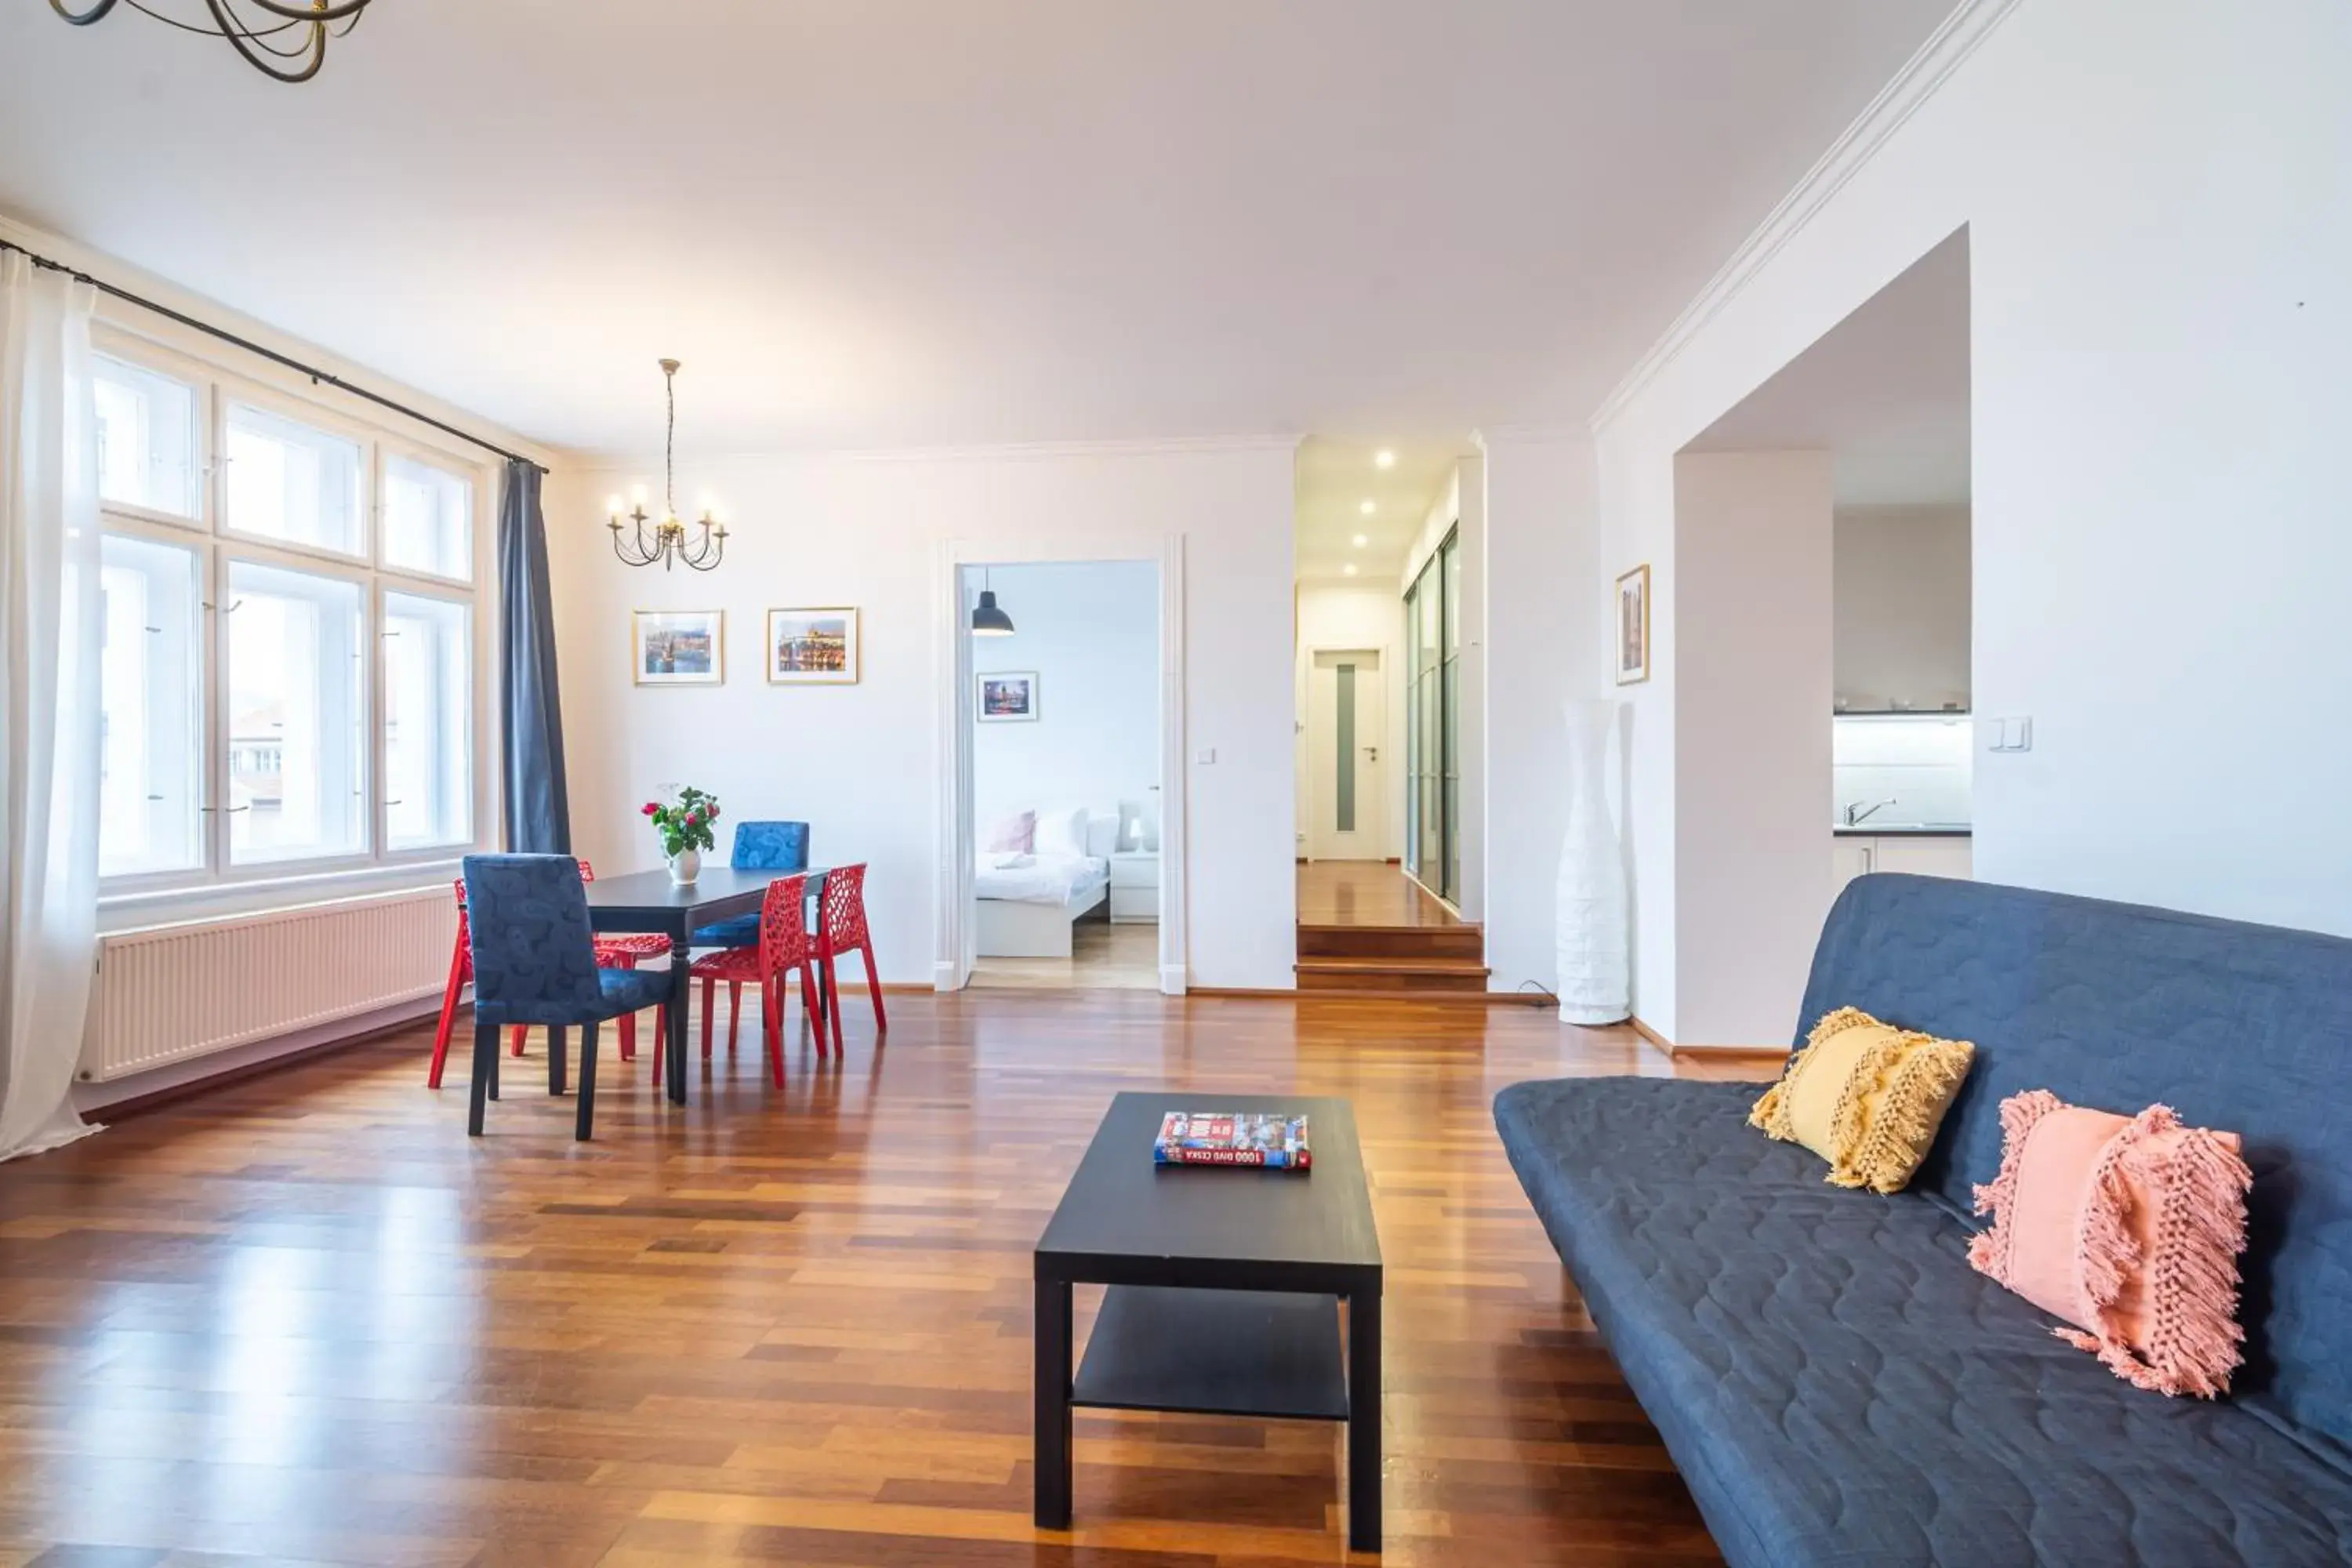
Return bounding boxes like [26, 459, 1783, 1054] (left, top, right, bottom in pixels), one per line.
[82, 887, 458, 1083]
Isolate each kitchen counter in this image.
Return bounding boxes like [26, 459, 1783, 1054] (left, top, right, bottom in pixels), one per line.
[1832, 826, 1972, 838]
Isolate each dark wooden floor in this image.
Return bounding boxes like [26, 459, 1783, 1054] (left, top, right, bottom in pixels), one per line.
[0, 992, 1766, 1566]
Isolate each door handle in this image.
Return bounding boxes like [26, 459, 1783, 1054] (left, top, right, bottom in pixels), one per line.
[1364, 746, 1379, 762]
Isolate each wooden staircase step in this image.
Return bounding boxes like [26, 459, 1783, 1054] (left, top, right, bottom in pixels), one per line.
[1294, 956, 1492, 994]
[1296, 924, 1484, 962]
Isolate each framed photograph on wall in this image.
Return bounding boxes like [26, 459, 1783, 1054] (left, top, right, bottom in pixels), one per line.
[977, 670, 1040, 722]
[768, 606, 860, 684]
[633, 609, 724, 686]
[1614, 564, 1651, 684]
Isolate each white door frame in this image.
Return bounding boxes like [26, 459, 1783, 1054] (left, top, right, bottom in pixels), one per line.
[1304, 645, 1388, 861]
[932, 535, 1189, 995]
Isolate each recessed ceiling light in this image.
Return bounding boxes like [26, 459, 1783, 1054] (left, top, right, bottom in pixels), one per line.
[1374, 449, 1396, 470]
[1359, 499, 1376, 515]
[1343, 562, 1359, 576]
[1351, 532, 1368, 547]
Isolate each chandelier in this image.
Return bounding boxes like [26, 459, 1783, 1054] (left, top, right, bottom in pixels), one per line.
[49, 0, 374, 85]
[608, 360, 728, 573]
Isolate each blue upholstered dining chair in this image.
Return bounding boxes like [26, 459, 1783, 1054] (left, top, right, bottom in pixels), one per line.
[692, 820, 811, 949]
[460, 854, 674, 1140]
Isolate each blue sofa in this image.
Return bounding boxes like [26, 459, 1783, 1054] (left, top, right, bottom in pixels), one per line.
[1495, 874, 2352, 1566]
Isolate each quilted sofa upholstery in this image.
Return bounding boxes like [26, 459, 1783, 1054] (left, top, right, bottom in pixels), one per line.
[1495, 874, 2352, 1566]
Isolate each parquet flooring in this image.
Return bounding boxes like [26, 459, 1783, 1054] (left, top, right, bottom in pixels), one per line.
[1294, 864, 1465, 930]
[969, 921, 1161, 991]
[0, 990, 1768, 1566]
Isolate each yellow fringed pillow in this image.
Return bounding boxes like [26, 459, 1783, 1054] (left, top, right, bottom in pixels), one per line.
[1750, 1007, 1975, 1192]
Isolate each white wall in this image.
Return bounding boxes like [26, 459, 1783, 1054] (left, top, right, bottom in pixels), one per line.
[1835, 503, 1971, 710]
[1595, 0, 2352, 1036]
[971, 560, 1160, 835]
[1294, 582, 1406, 858]
[543, 441, 1298, 989]
[1481, 430, 1602, 996]
[1673, 451, 1834, 1047]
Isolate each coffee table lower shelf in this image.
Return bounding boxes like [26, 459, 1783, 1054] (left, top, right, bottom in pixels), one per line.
[1072, 1285, 1348, 1421]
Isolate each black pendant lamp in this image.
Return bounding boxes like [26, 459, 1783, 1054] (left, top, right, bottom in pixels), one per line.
[971, 570, 1016, 637]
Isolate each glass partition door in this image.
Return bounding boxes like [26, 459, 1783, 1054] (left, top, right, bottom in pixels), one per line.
[1403, 525, 1461, 904]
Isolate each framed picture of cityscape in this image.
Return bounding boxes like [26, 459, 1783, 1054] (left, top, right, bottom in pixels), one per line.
[768, 607, 860, 684]
[977, 670, 1039, 722]
[633, 609, 724, 686]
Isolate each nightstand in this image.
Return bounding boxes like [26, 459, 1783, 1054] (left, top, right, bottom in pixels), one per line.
[1109, 851, 1159, 924]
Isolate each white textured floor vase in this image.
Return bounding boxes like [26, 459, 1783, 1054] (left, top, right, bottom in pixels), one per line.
[1555, 698, 1630, 1025]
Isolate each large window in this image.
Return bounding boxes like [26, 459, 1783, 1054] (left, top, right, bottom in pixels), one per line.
[93, 336, 491, 895]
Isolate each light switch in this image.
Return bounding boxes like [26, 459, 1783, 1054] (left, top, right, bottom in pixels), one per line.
[2010, 717, 2032, 752]
[1195, 747, 1216, 765]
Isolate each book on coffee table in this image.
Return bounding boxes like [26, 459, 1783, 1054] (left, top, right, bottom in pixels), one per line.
[1153, 1111, 1312, 1170]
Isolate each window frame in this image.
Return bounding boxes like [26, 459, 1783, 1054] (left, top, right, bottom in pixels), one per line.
[93, 322, 499, 910]
[92, 343, 213, 532]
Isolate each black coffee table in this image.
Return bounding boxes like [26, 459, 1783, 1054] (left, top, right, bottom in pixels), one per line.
[1033, 1092, 1384, 1552]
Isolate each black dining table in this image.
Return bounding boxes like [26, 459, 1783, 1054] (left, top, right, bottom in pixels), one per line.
[583, 864, 832, 1105]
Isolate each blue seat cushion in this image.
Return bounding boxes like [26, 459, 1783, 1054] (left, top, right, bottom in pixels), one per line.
[595, 967, 672, 1016]
[692, 913, 759, 949]
[1494, 1076, 2352, 1568]
[475, 966, 672, 1027]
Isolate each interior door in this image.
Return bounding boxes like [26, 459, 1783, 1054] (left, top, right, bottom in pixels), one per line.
[1308, 649, 1385, 860]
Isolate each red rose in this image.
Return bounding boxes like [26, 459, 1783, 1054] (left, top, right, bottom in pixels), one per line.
[685, 811, 701, 826]
[641, 802, 658, 816]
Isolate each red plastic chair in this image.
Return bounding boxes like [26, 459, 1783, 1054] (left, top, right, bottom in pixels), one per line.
[426, 864, 670, 1089]
[815, 862, 885, 1054]
[669, 873, 821, 1087]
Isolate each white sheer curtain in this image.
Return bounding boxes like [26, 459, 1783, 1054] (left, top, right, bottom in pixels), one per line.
[0, 250, 103, 1162]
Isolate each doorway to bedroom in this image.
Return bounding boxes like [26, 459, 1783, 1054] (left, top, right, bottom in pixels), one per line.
[963, 559, 1163, 990]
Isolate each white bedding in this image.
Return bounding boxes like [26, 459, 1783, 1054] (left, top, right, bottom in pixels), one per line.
[975, 851, 1109, 906]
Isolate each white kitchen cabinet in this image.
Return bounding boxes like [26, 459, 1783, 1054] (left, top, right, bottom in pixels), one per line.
[1833, 834, 1972, 894]
[1874, 836, 1973, 879]
[1831, 837, 1877, 894]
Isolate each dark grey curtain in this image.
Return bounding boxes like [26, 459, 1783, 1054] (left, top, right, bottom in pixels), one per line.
[498, 460, 572, 853]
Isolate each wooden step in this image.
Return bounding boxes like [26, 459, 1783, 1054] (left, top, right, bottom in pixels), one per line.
[1296, 923, 1484, 962]
[1294, 956, 1492, 994]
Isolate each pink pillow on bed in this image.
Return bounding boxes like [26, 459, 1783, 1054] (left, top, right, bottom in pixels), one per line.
[1969, 1090, 2252, 1397]
[985, 811, 1035, 853]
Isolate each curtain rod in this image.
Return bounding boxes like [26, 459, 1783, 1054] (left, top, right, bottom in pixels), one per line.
[1, 238, 547, 474]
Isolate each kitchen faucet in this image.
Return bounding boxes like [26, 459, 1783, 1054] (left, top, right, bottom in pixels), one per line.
[1843, 798, 1899, 826]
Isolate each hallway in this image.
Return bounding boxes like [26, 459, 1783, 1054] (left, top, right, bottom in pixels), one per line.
[1296, 860, 1466, 928]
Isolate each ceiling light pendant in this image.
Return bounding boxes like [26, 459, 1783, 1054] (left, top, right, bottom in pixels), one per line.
[608, 360, 728, 573]
[49, 0, 375, 85]
[971, 569, 1016, 637]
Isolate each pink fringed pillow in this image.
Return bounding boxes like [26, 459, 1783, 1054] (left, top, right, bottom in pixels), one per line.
[1969, 1090, 2252, 1397]
[985, 811, 1036, 853]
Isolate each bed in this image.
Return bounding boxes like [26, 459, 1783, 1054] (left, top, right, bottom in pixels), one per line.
[975, 806, 1118, 958]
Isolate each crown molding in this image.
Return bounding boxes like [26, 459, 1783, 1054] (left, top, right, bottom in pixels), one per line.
[0, 207, 567, 470]
[564, 432, 1304, 474]
[1587, 0, 2021, 435]
[1471, 422, 1588, 449]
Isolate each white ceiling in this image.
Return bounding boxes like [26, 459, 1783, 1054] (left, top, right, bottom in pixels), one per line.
[1295, 437, 1465, 584]
[1685, 227, 1971, 507]
[0, 1, 1953, 459]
